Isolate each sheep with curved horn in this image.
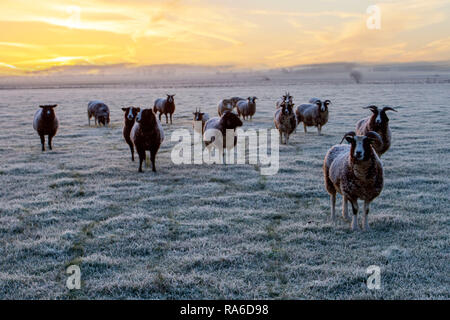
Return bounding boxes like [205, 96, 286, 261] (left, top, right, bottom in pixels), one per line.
[356, 105, 398, 156]
[323, 131, 384, 231]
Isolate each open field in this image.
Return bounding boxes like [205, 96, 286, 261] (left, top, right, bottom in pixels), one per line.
[0, 76, 449, 299]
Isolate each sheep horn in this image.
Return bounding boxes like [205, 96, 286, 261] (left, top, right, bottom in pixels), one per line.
[366, 131, 383, 146]
[382, 106, 397, 112]
[364, 105, 378, 112]
[340, 131, 356, 144]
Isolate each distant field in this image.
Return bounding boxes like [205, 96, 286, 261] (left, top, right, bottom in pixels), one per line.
[0, 78, 449, 299]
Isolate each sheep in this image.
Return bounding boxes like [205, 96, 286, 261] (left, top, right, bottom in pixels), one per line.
[153, 94, 176, 124]
[236, 96, 257, 120]
[274, 101, 297, 145]
[192, 108, 210, 134]
[204, 111, 243, 150]
[88, 100, 110, 126]
[323, 131, 384, 231]
[122, 106, 141, 161]
[33, 104, 59, 151]
[276, 92, 293, 109]
[355, 105, 397, 156]
[217, 99, 234, 116]
[295, 98, 331, 135]
[131, 109, 164, 173]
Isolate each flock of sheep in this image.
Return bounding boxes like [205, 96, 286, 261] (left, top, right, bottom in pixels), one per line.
[32, 93, 397, 231]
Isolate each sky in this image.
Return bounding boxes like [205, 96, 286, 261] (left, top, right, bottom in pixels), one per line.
[0, 0, 449, 75]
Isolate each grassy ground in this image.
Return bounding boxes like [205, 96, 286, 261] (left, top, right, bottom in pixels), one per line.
[0, 80, 449, 299]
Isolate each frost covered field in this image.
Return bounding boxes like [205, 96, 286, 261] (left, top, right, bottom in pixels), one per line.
[0, 76, 449, 299]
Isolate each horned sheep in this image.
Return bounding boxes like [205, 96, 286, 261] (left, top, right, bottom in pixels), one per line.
[323, 131, 384, 231]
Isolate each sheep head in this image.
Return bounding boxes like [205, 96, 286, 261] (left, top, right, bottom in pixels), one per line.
[341, 131, 382, 161]
[364, 105, 397, 129]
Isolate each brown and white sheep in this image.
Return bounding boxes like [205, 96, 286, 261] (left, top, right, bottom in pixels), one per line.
[204, 111, 243, 149]
[295, 98, 331, 135]
[323, 131, 384, 231]
[217, 99, 234, 116]
[274, 101, 297, 145]
[131, 109, 164, 173]
[355, 105, 397, 156]
[153, 94, 176, 124]
[88, 101, 110, 126]
[33, 104, 59, 151]
[192, 108, 210, 134]
[122, 106, 140, 161]
[236, 97, 257, 120]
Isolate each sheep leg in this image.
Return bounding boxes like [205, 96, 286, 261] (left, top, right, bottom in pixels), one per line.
[158, 113, 162, 122]
[88, 114, 90, 126]
[128, 142, 135, 161]
[40, 134, 45, 151]
[330, 193, 336, 223]
[303, 123, 307, 133]
[150, 148, 157, 172]
[285, 134, 289, 145]
[350, 200, 360, 231]
[137, 148, 145, 172]
[363, 200, 370, 231]
[342, 195, 350, 221]
[318, 125, 322, 135]
[48, 134, 53, 150]
[165, 114, 168, 124]
[170, 113, 173, 124]
[279, 130, 283, 145]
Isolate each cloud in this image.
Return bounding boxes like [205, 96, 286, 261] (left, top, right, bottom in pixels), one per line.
[0, 0, 449, 74]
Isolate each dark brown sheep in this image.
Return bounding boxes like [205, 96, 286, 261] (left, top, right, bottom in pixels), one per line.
[356, 105, 397, 156]
[153, 94, 176, 124]
[88, 101, 110, 126]
[33, 104, 59, 151]
[323, 131, 384, 231]
[274, 101, 297, 145]
[204, 111, 243, 149]
[122, 106, 140, 161]
[131, 109, 164, 173]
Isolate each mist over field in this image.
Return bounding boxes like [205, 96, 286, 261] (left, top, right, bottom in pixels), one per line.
[0, 70, 449, 299]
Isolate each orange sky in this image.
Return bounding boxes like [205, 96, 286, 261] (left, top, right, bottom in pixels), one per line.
[0, 0, 449, 75]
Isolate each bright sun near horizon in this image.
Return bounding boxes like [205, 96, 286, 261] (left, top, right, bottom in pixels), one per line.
[1, 0, 449, 75]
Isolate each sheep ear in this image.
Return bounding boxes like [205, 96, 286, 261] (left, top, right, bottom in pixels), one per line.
[136, 107, 141, 111]
[122, 108, 127, 112]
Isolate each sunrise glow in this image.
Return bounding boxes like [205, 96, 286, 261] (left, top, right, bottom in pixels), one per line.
[1, 0, 449, 75]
